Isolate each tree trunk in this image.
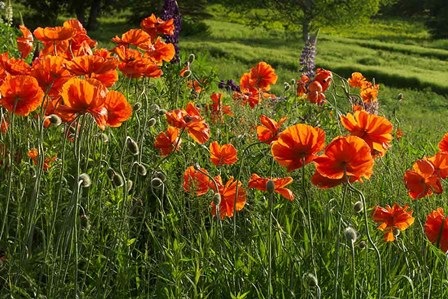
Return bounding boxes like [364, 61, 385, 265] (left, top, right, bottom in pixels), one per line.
[87, 0, 102, 31]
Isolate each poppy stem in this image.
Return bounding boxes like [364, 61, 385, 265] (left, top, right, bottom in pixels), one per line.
[348, 182, 382, 299]
[302, 157, 317, 277]
[334, 181, 348, 299]
[267, 186, 274, 299]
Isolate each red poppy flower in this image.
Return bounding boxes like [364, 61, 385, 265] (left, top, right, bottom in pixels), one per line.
[59, 78, 107, 129]
[210, 141, 238, 166]
[313, 68, 332, 92]
[271, 124, 326, 172]
[372, 203, 414, 242]
[27, 148, 57, 171]
[297, 74, 310, 97]
[360, 84, 379, 103]
[165, 102, 210, 144]
[17, 25, 33, 59]
[0, 53, 31, 76]
[307, 81, 326, 104]
[425, 208, 448, 253]
[143, 37, 175, 64]
[140, 14, 175, 41]
[0, 75, 44, 116]
[64, 54, 118, 87]
[248, 173, 294, 201]
[428, 152, 448, 179]
[439, 133, 448, 152]
[395, 127, 404, 140]
[0, 115, 8, 134]
[348, 72, 366, 88]
[33, 26, 75, 42]
[113, 45, 162, 79]
[206, 93, 233, 123]
[340, 110, 393, 157]
[310, 171, 357, 189]
[257, 114, 287, 144]
[247, 61, 278, 91]
[210, 176, 246, 219]
[313, 135, 374, 182]
[112, 29, 151, 49]
[404, 159, 442, 200]
[31, 55, 73, 96]
[104, 90, 132, 127]
[183, 165, 210, 196]
[154, 126, 182, 157]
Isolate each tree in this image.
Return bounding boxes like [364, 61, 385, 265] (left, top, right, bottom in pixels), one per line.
[425, 0, 448, 39]
[217, 0, 395, 41]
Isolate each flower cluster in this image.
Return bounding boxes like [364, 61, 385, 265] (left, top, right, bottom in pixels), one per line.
[347, 72, 380, 114]
[297, 68, 333, 105]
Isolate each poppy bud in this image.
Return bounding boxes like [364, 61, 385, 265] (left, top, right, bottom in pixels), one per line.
[48, 114, 62, 126]
[136, 163, 147, 176]
[154, 171, 166, 182]
[133, 102, 142, 111]
[127, 179, 133, 192]
[397, 93, 404, 101]
[266, 180, 275, 194]
[78, 173, 91, 188]
[112, 173, 124, 187]
[106, 167, 116, 180]
[284, 82, 291, 92]
[188, 53, 195, 64]
[358, 240, 366, 249]
[303, 273, 318, 287]
[353, 201, 363, 213]
[80, 212, 90, 230]
[150, 104, 160, 112]
[151, 177, 163, 189]
[344, 227, 358, 243]
[148, 118, 157, 127]
[290, 79, 296, 86]
[194, 163, 201, 171]
[213, 193, 221, 205]
[126, 137, 139, 156]
[393, 227, 400, 238]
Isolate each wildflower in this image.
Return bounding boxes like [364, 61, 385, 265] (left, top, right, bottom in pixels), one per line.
[257, 114, 287, 144]
[0, 75, 44, 116]
[360, 84, 379, 104]
[438, 133, 448, 152]
[340, 110, 393, 157]
[299, 35, 317, 78]
[209, 141, 238, 166]
[348, 72, 366, 88]
[206, 93, 233, 123]
[64, 54, 119, 87]
[104, 90, 132, 127]
[246, 61, 278, 91]
[27, 148, 57, 171]
[31, 55, 73, 97]
[154, 126, 182, 157]
[313, 135, 374, 183]
[395, 127, 404, 140]
[183, 165, 210, 196]
[143, 37, 176, 64]
[165, 102, 210, 144]
[112, 29, 152, 49]
[210, 175, 246, 220]
[248, 173, 294, 201]
[161, 0, 181, 62]
[140, 13, 175, 41]
[372, 203, 414, 242]
[307, 81, 326, 104]
[296, 74, 310, 97]
[428, 152, 448, 179]
[271, 124, 326, 172]
[313, 68, 332, 92]
[403, 159, 442, 200]
[16, 25, 33, 59]
[113, 45, 162, 79]
[425, 208, 448, 253]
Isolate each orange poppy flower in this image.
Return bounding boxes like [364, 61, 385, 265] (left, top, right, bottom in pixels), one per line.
[372, 203, 414, 242]
[348, 72, 366, 88]
[257, 114, 287, 144]
[206, 92, 233, 123]
[340, 110, 393, 157]
[404, 159, 442, 199]
[154, 126, 182, 157]
[17, 25, 34, 59]
[112, 29, 151, 49]
[113, 45, 162, 79]
[143, 37, 175, 64]
[31, 55, 73, 96]
[248, 173, 294, 201]
[360, 84, 379, 103]
[0, 52, 31, 76]
[313, 135, 374, 181]
[425, 208, 448, 253]
[271, 124, 326, 172]
[104, 90, 132, 127]
[165, 102, 210, 144]
[0, 115, 8, 134]
[210, 141, 238, 166]
[210, 175, 246, 219]
[33, 26, 75, 42]
[27, 148, 57, 171]
[64, 54, 118, 87]
[296, 74, 310, 97]
[140, 14, 175, 41]
[307, 81, 326, 104]
[311, 171, 357, 189]
[313, 68, 332, 92]
[395, 127, 404, 140]
[428, 152, 448, 179]
[183, 165, 210, 196]
[59, 78, 107, 129]
[439, 133, 448, 152]
[247, 61, 278, 91]
[0, 75, 44, 116]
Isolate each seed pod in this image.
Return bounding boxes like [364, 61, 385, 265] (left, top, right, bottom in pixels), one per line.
[126, 137, 139, 156]
[112, 173, 124, 187]
[78, 173, 91, 188]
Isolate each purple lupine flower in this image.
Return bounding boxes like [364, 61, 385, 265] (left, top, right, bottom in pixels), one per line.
[162, 0, 182, 63]
[299, 34, 317, 78]
[218, 79, 241, 92]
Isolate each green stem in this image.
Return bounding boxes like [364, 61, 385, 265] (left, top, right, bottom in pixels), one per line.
[334, 182, 349, 299]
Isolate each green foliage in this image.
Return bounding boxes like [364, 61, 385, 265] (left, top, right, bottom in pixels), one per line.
[425, 0, 448, 39]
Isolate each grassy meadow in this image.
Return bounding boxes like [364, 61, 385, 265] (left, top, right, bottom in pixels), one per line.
[1, 4, 448, 299]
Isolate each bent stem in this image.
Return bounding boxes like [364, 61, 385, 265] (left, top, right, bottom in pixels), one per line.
[348, 182, 382, 299]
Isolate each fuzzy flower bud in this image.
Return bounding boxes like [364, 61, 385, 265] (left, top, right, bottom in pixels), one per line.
[353, 201, 363, 213]
[344, 227, 358, 244]
[112, 173, 124, 187]
[266, 180, 275, 194]
[48, 114, 62, 126]
[78, 173, 91, 188]
[126, 137, 139, 156]
[148, 118, 157, 127]
[151, 177, 164, 189]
